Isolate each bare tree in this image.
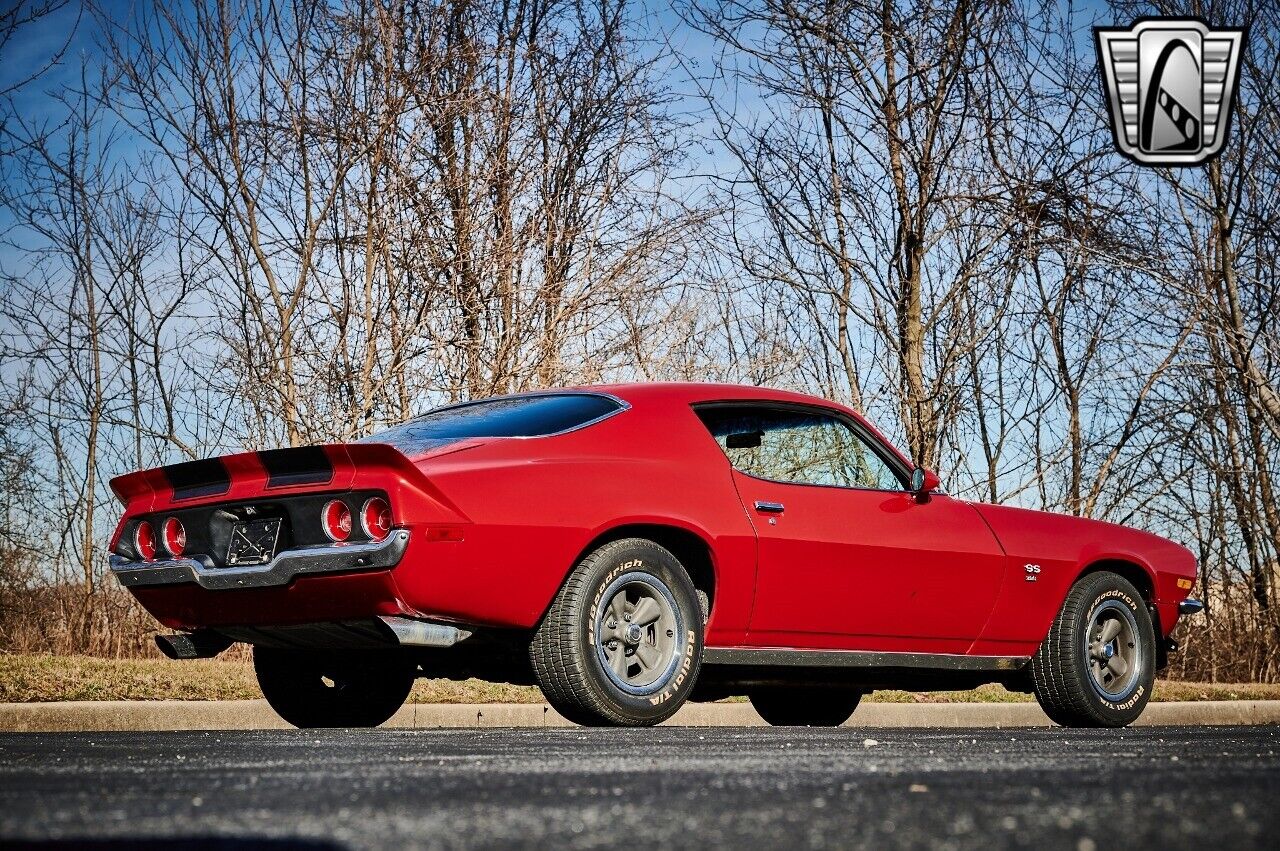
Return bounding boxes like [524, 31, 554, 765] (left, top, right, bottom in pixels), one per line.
[684, 0, 1064, 469]
[0, 0, 1278, 680]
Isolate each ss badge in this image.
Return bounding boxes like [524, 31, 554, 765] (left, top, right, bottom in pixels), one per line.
[1024, 563, 1042, 582]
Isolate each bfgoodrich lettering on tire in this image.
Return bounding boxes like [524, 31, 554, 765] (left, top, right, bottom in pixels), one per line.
[1030, 570, 1156, 728]
[530, 538, 704, 726]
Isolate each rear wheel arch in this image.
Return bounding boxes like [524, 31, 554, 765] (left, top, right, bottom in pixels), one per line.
[530, 536, 705, 725]
[564, 522, 717, 622]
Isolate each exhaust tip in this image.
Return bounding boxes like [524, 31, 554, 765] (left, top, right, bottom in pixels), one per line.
[155, 631, 231, 659]
[155, 634, 195, 659]
[378, 616, 471, 647]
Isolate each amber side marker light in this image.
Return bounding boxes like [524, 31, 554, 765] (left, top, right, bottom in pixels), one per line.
[426, 526, 465, 543]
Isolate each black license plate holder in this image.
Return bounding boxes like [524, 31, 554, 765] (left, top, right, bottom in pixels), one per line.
[226, 518, 282, 567]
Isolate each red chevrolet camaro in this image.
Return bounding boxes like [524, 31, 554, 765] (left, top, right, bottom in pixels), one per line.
[109, 383, 1202, 728]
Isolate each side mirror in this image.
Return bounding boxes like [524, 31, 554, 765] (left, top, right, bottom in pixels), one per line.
[910, 467, 940, 500]
[725, 430, 763, 449]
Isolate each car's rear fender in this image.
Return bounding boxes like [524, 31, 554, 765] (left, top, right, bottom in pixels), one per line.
[387, 405, 757, 640]
[527, 508, 757, 648]
[572, 521, 718, 610]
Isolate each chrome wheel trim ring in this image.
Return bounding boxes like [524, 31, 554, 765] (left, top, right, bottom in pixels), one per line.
[593, 571, 684, 696]
[1084, 598, 1143, 701]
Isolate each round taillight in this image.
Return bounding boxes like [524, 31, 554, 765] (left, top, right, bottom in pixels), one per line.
[360, 497, 392, 541]
[161, 517, 186, 557]
[322, 499, 352, 542]
[134, 521, 157, 560]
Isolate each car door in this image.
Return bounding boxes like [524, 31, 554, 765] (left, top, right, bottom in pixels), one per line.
[695, 404, 1007, 655]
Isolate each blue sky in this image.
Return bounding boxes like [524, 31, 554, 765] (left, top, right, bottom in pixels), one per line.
[1, 1, 92, 111]
[0, 0, 1135, 126]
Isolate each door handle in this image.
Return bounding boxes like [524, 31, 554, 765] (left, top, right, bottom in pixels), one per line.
[754, 501, 785, 513]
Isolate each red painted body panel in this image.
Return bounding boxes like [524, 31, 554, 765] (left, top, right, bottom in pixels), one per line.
[133, 570, 409, 630]
[109, 382, 1199, 659]
[388, 395, 758, 644]
[732, 475, 1006, 654]
[969, 503, 1196, 653]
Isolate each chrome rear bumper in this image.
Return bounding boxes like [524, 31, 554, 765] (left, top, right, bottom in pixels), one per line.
[109, 530, 410, 590]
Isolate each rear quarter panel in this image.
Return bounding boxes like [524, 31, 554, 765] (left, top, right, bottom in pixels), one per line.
[394, 400, 757, 645]
[970, 503, 1196, 655]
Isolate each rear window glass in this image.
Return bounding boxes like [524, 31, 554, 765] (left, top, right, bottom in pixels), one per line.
[360, 393, 622, 455]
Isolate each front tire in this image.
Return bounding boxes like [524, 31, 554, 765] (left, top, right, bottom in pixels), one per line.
[254, 647, 415, 728]
[749, 687, 862, 727]
[530, 538, 704, 726]
[1030, 571, 1156, 728]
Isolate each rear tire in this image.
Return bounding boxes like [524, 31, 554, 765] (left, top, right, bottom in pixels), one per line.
[749, 687, 862, 727]
[530, 538, 704, 726]
[254, 647, 415, 728]
[1030, 571, 1156, 728]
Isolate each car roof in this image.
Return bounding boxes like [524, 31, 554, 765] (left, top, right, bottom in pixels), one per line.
[435, 382, 915, 469]
[576, 381, 844, 409]
[573, 382, 914, 468]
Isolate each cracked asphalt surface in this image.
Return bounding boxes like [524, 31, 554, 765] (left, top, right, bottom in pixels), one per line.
[0, 726, 1277, 849]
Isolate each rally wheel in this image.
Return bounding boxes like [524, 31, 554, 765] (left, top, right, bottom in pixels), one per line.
[530, 538, 704, 726]
[1030, 571, 1156, 727]
[254, 647, 415, 728]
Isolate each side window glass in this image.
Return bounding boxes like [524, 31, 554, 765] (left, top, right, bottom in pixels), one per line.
[698, 407, 902, 490]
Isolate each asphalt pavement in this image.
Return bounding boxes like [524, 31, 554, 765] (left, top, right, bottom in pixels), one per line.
[1, 726, 1277, 850]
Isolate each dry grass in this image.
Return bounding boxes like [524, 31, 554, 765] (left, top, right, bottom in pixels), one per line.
[4, 653, 1279, 704]
[0, 653, 261, 702]
[0, 583, 161, 658]
[0, 654, 545, 704]
[406, 678, 544, 704]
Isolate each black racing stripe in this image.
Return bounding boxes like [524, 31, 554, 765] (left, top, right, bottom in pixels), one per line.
[259, 446, 334, 488]
[164, 457, 230, 501]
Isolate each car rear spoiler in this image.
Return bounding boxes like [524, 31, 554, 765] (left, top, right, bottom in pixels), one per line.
[108, 443, 461, 517]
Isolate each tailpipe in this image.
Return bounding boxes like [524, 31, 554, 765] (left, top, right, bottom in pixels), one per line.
[377, 616, 471, 647]
[155, 630, 233, 660]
